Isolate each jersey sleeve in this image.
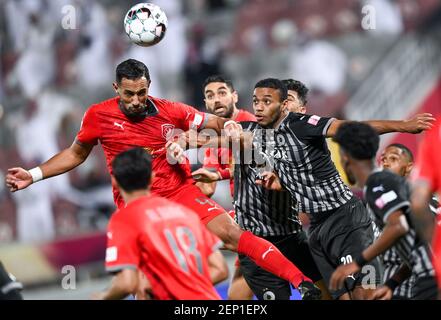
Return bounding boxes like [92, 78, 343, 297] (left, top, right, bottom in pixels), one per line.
[76, 108, 100, 145]
[366, 174, 410, 224]
[411, 126, 440, 192]
[167, 101, 207, 131]
[105, 215, 140, 273]
[287, 114, 335, 141]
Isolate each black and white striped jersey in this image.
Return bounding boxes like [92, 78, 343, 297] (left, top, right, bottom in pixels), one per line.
[267, 113, 353, 217]
[365, 169, 435, 280]
[381, 194, 439, 298]
[233, 121, 302, 237]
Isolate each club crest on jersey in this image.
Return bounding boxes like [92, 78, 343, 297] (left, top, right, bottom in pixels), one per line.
[161, 124, 175, 140]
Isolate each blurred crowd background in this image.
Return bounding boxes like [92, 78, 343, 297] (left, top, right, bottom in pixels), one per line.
[1, 0, 441, 293]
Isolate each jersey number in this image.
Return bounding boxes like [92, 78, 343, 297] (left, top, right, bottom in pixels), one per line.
[164, 227, 203, 274]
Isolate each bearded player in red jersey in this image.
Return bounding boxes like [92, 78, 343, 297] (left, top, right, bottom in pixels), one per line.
[5, 59, 319, 298]
[192, 75, 256, 199]
[191, 75, 256, 300]
[95, 148, 225, 299]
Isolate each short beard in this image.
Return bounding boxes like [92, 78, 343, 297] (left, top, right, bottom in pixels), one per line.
[262, 107, 282, 129]
[119, 101, 147, 122]
[222, 105, 235, 119]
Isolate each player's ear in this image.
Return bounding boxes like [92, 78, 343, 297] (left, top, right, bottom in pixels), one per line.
[232, 90, 239, 104]
[281, 99, 288, 112]
[112, 82, 119, 94]
[405, 162, 413, 177]
[300, 105, 307, 114]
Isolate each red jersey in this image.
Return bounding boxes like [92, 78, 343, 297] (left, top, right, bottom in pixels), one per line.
[105, 194, 222, 300]
[203, 109, 256, 196]
[412, 118, 441, 289]
[412, 118, 441, 194]
[76, 96, 206, 208]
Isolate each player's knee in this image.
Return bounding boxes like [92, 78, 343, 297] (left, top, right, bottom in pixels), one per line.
[220, 224, 242, 251]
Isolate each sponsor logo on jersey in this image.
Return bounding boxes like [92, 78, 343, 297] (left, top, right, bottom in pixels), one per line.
[307, 115, 321, 126]
[375, 190, 397, 209]
[106, 246, 118, 262]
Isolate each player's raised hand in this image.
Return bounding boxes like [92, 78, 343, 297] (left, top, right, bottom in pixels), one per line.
[255, 171, 283, 191]
[329, 262, 360, 291]
[5, 167, 33, 192]
[223, 120, 243, 139]
[165, 140, 185, 164]
[192, 168, 221, 183]
[370, 285, 393, 300]
[403, 113, 435, 133]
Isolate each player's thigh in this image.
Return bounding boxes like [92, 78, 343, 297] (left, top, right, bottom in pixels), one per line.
[228, 263, 254, 300]
[170, 184, 227, 224]
[238, 254, 291, 300]
[280, 232, 323, 283]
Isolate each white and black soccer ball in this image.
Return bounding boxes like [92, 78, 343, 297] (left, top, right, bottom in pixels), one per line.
[124, 3, 168, 47]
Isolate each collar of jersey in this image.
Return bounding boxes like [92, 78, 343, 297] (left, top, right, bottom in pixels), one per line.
[144, 98, 159, 117]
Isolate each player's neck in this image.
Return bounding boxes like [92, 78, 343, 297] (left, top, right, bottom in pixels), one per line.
[231, 107, 239, 120]
[354, 160, 376, 189]
[123, 190, 151, 205]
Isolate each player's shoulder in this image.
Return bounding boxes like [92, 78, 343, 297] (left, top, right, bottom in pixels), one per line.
[366, 169, 405, 192]
[236, 109, 256, 122]
[88, 96, 119, 112]
[150, 96, 194, 111]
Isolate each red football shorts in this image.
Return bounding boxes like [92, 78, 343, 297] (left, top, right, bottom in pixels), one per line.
[169, 184, 227, 225]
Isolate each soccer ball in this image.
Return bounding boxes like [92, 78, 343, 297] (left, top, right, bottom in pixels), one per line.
[124, 3, 168, 47]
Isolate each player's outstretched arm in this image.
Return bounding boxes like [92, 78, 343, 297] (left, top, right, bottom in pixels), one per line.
[326, 113, 435, 137]
[329, 210, 408, 291]
[5, 140, 93, 192]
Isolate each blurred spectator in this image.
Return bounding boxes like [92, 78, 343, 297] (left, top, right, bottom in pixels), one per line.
[184, 23, 221, 108]
[362, 0, 404, 35]
[74, 0, 113, 91]
[6, 0, 56, 100]
[289, 37, 348, 96]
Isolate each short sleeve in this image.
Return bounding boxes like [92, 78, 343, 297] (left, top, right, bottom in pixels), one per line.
[105, 215, 140, 273]
[167, 101, 207, 131]
[76, 108, 100, 145]
[411, 127, 440, 192]
[287, 113, 335, 141]
[366, 174, 410, 224]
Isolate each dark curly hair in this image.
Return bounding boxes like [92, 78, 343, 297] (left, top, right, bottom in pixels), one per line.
[333, 122, 379, 160]
[254, 78, 288, 102]
[282, 79, 309, 106]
